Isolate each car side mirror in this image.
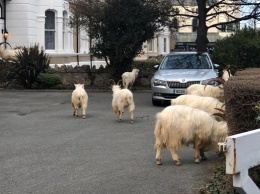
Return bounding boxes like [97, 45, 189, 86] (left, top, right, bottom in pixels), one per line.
[154, 65, 159, 70]
[213, 64, 219, 69]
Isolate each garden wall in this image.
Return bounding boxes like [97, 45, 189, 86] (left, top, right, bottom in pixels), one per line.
[48, 63, 157, 89]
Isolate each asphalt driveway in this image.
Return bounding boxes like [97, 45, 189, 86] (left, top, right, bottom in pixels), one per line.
[0, 90, 218, 194]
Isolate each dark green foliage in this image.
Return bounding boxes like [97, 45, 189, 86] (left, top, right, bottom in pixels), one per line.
[70, 0, 172, 81]
[11, 44, 50, 88]
[132, 61, 161, 69]
[36, 73, 62, 89]
[256, 101, 260, 123]
[53, 84, 74, 90]
[0, 59, 14, 87]
[212, 27, 260, 72]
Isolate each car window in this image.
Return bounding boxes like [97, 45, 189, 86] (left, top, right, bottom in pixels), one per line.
[160, 54, 212, 70]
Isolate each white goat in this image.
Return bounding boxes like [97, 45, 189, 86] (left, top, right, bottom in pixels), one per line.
[186, 78, 226, 102]
[154, 105, 228, 166]
[222, 65, 233, 81]
[0, 47, 21, 60]
[71, 84, 88, 119]
[122, 68, 139, 89]
[111, 79, 135, 123]
[171, 94, 225, 121]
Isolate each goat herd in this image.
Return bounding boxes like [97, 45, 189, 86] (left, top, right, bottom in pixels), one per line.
[71, 65, 233, 166]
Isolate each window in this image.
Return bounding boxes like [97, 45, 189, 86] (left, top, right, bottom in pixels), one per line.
[192, 18, 198, 32]
[0, 4, 2, 19]
[63, 11, 68, 50]
[221, 23, 235, 32]
[163, 38, 166, 52]
[45, 10, 55, 50]
[148, 39, 153, 51]
[172, 18, 178, 32]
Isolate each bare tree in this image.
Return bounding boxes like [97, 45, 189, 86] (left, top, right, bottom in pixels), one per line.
[170, 0, 260, 52]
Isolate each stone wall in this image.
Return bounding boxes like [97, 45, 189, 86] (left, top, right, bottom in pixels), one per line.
[49, 64, 156, 89]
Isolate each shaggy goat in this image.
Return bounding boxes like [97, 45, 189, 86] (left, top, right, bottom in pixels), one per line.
[171, 94, 225, 121]
[111, 79, 135, 123]
[71, 84, 88, 119]
[186, 78, 226, 102]
[154, 105, 228, 166]
[222, 65, 236, 81]
[122, 68, 139, 89]
[0, 47, 21, 60]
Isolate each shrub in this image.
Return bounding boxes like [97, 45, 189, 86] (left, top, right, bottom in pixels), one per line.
[132, 60, 160, 69]
[36, 73, 62, 89]
[11, 44, 50, 88]
[212, 27, 260, 72]
[0, 59, 14, 87]
[256, 101, 260, 123]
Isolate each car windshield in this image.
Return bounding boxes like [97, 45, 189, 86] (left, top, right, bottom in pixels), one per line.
[159, 54, 212, 70]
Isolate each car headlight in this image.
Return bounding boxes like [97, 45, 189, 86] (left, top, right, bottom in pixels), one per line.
[201, 79, 217, 86]
[153, 79, 166, 86]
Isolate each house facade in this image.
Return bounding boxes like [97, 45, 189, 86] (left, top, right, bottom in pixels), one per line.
[0, 0, 91, 65]
[140, 2, 240, 59]
[0, 0, 239, 64]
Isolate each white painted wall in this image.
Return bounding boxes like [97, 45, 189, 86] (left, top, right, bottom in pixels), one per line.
[0, 0, 74, 54]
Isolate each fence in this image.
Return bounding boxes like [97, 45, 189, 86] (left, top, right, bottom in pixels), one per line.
[218, 128, 260, 193]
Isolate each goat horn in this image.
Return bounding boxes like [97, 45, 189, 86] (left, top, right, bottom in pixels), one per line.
[204, 77, 225, 90]
[212, 113, 226, 121]
[117, 80, 122, 85]
[109, 79, 116, 85]
[224, 64, 231, 70]
[214, 108, 225, 113]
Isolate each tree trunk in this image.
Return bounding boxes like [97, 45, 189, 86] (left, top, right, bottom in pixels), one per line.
[196, 0, 209, 53]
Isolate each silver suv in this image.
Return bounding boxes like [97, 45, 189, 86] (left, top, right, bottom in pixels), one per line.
[151, 52, 219, 106]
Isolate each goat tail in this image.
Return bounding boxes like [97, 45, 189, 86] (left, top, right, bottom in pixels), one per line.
[154, 112, 167, 148]
[127, 95, 135, 111]
[154, 112, 163, 138]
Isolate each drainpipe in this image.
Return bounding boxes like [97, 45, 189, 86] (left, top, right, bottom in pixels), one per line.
[76, 19, 79, 66]
[3, 0, 7, 49]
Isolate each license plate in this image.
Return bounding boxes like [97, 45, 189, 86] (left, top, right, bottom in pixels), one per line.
[173, 89, 187, 94]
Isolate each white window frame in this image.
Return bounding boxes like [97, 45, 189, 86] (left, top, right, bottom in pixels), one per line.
[45, 10, 56, 50]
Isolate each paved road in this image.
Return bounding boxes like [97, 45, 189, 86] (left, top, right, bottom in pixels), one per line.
[0, 90, 217, 194]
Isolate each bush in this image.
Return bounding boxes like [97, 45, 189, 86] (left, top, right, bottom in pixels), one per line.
[0, 59, 14, 87]
[256, 101, 260, 123]
[132, 60, 161, 69]
[36, 73, 62, 89]
[212, 27, 260, 73]
[11, 44, 50, 88]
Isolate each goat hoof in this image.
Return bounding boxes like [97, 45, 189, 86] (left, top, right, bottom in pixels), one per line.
[156, 159, 162, 165]
[175, 161, 182, 166]
[195, 159, 200, 163]
[130, 120, 134, 124]
[82, 116, 86, 119]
